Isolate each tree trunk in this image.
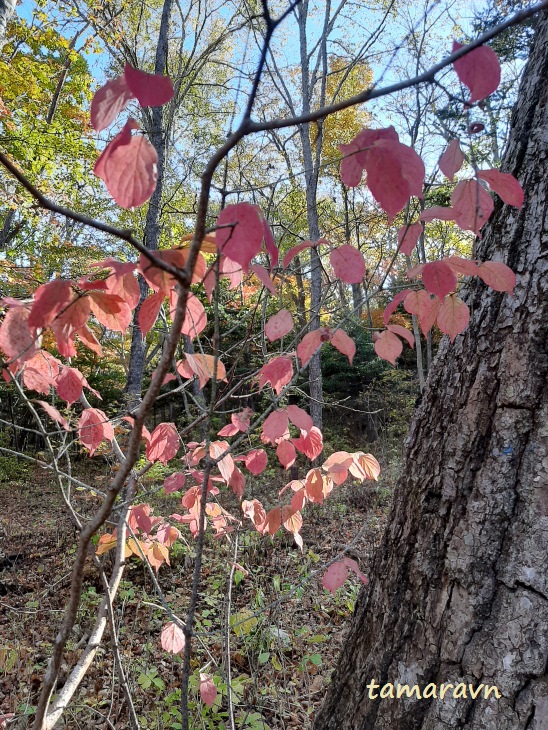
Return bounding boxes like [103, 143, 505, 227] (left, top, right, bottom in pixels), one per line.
[315, 14, 548, 730]
[0, 0, 15, 47]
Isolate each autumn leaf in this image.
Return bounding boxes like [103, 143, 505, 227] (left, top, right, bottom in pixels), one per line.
[265, 309, 293, 342]
[146, 423, 179, 464]
[452, 40, 501, 102]
[161, 622, 185, 654]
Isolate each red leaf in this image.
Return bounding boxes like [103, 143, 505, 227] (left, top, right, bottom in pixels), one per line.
[476, 261, 516, 293]
[29, 280, 73, 329]
[51, 295, 91, 357]
[265, 309, 293, 342]
[262, 410, 289, 444]
[56, 367, 84, 405]
[262, 217, 279, 268]
[436, 294, 470, 342]
[364, 139, 425, 219]
[180, 293, 207, 339]
[146, 423, 179, 464]
[438, 139, 464, 181]
[161, 622, 185, 654]
[91, 74, 133, 132]
[123, 63, 174, 107]
[477, 169, 524, 208]
[451, 179, 494, 236]
[282, 239, 320, 269]
[286, 405, 313, 433]
[89, 291, 132, 332]
[277, 440, 296, 469]
[199, 673, 217, 707]
[292, 426, 323, 460]
[331, 328, 356, 364]
[0, 306, 37, 365]
[397, 223, 422, 257]
[297, 329, 325, 367]
[163, 472, 186, 494]
[216, 203, 263, 272]
[387, 324, 414, 349]
[138, 293, 165, 334]
[78, 408, 114, 456]
[244, 449, 268, 475]
[330, 244, 366, 284]
[374, 330, 402, 365]
[453, 40, 501, 102]
[35, 401, 70, 430]
[322, 561, 349, 594]
[250, 263, 277, 294]
[421, 260, 458, 299]
[383, 289, 412, 325]
[258, 356, 293, 395]
[94, 120, 158, 209]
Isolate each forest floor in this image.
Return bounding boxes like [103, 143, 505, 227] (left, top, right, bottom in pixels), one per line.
[0, 451, 396, 730]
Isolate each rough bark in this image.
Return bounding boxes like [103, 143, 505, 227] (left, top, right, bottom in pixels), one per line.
[0, 0, 15, 47]
[315, 13, 548, 730]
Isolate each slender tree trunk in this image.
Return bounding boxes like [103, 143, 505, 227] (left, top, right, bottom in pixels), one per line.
[0, 0, 15, 47]
[315, 14, 548, 730]
[125, 0, 173, 407]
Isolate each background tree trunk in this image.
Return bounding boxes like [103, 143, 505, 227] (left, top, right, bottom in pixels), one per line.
[0, 0, 15, 47]
[315, 13, 548, 730]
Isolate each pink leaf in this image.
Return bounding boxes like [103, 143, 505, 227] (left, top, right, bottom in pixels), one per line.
[78, 408, 114, 456]
[180, 293, 207, 339]
[163, 472, 186, 494]
[477, 169, 524, 208]
[387, 324, 414, 349]
[94, 120, 158, 209]
[330, 244, 366, 284]
[420, 206, 455, 223]
[292, 426, 323, 460]
[250, 263, 277, 294]
[35, 401, 70, 430]
[364, 139, 425, 219]
[397, 223, 422, 257]
[0, 306, 37, 365]
[451, 179, 494, 236]
[453, 40, 501, 102]
[146, 423, 179, 464]
[476, 261, 516, 293]
[106, 271, 140, 309]
[343, 557, 369, 586]
[436, 294, 470, 342]
[262, 217, 279, 268]
[123, 63, 174, 107]
[22, 351, 60, 393]
[339, 140, 364, 187]
[383, 289, 412, 325]
[77, 325, 103, 356]
[28, 280, 74, 329]
[56, 367, 84, 405]
[322, 561, 349, 594]
[331, 328, 356, 364]
[421, 260, 458, 299]
[216, 203, 264, 272]
[265, 309, 293, 342]
[282, 239, 320, 269]
[277, 439, 296, 469]
[297, 328, 326, 367]
[199, 673, 217, 707]
[244, 449, 268, 475]
[374, 330, 403, 366]
[89, 291, 132, 332]
[349, 452, 381, 481]
[138, 292, 165, 335]
[286, 404, 313, 433]
[444, 256, 480, 276]
[262, 410, 289, 444]
[405, 291, 441, 335]
[438, 139, 464, 181]
[161, 622, 185, 654]
[91, 75, 133, 132]
[258, 356, 293, 395]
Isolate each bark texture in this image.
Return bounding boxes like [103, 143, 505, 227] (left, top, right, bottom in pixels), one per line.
[0, 0, 15, 47]
[315, 14, 548, 730]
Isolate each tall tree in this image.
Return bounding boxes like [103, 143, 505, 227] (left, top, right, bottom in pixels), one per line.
[315, 12, 548, 730]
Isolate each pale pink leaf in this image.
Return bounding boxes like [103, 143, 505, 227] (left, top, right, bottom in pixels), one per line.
[163, 472, 186, 494]
[216, 203, 263, 272]
[451, 178, 494, 236]
[322, 561, 349, 594]
[265, 309, 293, 342]
[78, 408, 114, 456]
[180, 293, 207, 339]
[210, 440, 235, 483]
[397, 223, 422, 257]
[297, 329, 326, 367]
[349, 452, 381, 481]
[106, 271, 141, 309]
[28, 280, 73, 329]
[0, 306, 37, 364]
[77, 325, 103, 356]
[387, 324, 414, 349]
[138, 292, 165, 334]
[339, 140, 363, 187]
[199, 674, 217, 707]
[374, 330, 403, 366]
[244, 449, 268, 475]
[146, 423, 179, 464]
[262, 410, 289, 444]
[421, 260, 458, 299]
[383, 289, 412, 325]
[123, 63, 174, 107]
[35, 401, 70, 430]
[258, 356, 293, 395]
[56, 367, 84, 405]
[330, 244, 366, 284]
[331, 328, 356, 364]
[420, 206, 455, 223]
[161, 622, 185, 654]
[476, 261, 516, 293]
[89, 291, 132, 332]
[444, 256, 480, 276]
[436, 294, 470, 342]
[282, 239, 320, 269]
[250, 263, 277, 294]
[453, 40, 501, 102]
[91, 75, 133, 132]
[286, 404, 313, 433]
[477, 169, 524, 208]
[438, 139, 464, 181]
